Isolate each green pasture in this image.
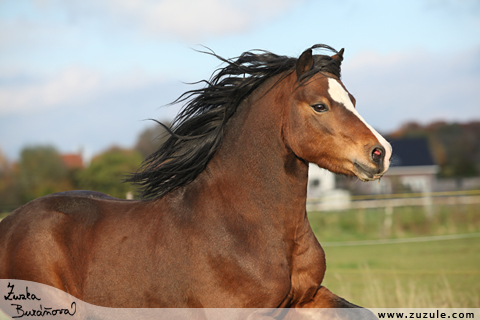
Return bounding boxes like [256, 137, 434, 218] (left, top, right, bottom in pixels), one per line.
[308, 203, 480, 308]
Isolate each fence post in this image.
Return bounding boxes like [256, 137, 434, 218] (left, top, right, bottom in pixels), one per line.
[423, 193, 434, 218]
[382, 205, 393, 239]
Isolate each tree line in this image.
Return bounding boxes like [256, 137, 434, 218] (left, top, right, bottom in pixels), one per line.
[0, 123, 170, 212]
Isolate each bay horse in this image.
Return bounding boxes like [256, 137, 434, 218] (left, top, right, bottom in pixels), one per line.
[0, 45, 391, 312]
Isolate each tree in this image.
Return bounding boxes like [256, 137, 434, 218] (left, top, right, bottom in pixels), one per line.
[16, 145, 72, 202]
[134, 121, 171, 159]
[78, 147, 143, 199]
[0, 148, 21, 212]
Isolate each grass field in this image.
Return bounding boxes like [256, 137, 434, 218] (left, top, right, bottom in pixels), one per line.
[308, 203, 480, 308]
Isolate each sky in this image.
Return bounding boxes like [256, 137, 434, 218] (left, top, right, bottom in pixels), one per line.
[0, 0, 479, 161]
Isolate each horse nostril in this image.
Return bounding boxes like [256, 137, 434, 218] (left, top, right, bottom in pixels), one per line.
[371, 147, 384, 164]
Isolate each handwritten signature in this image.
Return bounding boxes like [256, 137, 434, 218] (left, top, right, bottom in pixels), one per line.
[4, 282, 41, 301]
[4, 282, 76, 318]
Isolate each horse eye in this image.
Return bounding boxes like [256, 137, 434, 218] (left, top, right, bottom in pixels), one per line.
[312, 103, 329, 113]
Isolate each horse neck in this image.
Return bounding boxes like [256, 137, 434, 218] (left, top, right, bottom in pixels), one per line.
[201, 73, 309, 235]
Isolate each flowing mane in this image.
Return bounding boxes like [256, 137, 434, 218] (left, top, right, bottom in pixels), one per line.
[127, 44, 343, 199]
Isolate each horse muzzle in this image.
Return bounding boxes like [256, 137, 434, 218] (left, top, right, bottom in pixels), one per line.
[353, 162, 388, 182]
[353, 144, 391, 181]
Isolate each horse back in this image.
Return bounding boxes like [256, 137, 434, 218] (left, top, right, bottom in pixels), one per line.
[0, 191, 131, 298]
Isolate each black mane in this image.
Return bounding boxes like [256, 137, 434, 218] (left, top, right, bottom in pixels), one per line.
[127, 44, 342, 199]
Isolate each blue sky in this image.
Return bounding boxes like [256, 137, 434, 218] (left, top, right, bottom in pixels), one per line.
[1, 0, 479, 161]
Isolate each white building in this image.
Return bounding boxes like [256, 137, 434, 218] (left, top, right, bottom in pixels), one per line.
[307, 164, 350, 211]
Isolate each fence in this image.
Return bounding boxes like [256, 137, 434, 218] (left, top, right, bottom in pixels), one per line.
[306, 189, 480, 243]
[306, 189, 480, 212]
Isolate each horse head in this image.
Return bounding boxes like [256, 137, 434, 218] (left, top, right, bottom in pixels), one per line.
[283, 47, 392, 181]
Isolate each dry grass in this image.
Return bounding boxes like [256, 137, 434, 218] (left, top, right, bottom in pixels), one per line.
[321, 238, 480, 308]
[329, 266, 475, 308]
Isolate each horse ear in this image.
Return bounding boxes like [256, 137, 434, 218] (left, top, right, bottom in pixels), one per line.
[331, 48, 345, 62]
[296, 49, 314, 80]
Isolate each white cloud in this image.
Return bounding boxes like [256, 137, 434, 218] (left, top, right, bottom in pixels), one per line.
[33, 0, 302, 41]
[342, 46, 480, 131]
[0, 68, 96, 116]
[111, 0, 303, 40]
[110, 0, 247, 39]
[0, 66, 162, 116]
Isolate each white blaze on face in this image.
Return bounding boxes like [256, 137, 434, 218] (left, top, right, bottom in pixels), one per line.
[327, 78, 392, 172]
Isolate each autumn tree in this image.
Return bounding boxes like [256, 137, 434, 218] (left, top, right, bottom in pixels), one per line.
[78, 147, 143, 199]
[134, 122, 171, 159]
[0, 149, 21, 212]
[16, 145, 72, 202]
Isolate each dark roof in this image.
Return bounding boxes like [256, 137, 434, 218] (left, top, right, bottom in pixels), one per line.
[388, 137, 436, 167]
